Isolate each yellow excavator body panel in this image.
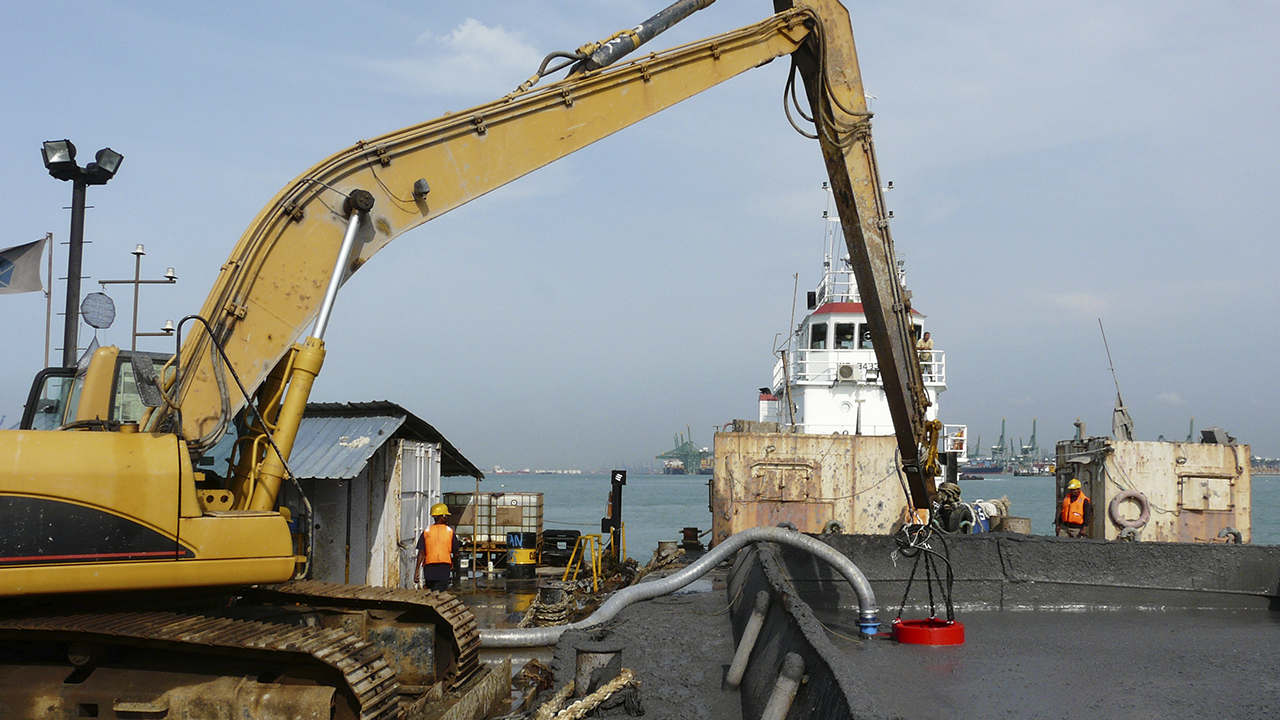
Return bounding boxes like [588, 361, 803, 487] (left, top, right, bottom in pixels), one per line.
[0, 429, 294, 596]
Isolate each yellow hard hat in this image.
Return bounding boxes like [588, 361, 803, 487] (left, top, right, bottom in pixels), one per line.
[430, 502, 450, 517]
[1067, 479, 1081, 490]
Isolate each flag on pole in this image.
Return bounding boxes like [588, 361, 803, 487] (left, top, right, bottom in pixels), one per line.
[0, 238, 48, 295]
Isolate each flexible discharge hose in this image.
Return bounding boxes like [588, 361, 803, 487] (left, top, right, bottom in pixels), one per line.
[480, 526, 878, 648]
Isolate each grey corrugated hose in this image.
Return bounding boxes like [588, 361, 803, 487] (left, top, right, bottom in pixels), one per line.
[479, 525, 878, 648]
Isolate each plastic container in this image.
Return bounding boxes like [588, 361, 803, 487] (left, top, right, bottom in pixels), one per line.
[541, 529, 581, 566]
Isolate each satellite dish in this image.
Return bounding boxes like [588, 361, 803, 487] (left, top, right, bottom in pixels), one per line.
[81, 292, 116, 330]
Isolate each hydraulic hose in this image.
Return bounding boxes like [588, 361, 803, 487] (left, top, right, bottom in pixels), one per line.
[480, 526, 878, 648]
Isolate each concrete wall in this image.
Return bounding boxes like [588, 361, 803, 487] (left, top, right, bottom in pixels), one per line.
[713, 431, 910, 545]
[780, 533, 1280, 613]
[727, 544, 888, 720]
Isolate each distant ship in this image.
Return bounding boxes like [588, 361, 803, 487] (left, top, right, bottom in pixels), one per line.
[959, 458, 1004, 475]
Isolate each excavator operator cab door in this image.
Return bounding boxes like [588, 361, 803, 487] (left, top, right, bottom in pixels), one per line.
[19, 366, 75, 430]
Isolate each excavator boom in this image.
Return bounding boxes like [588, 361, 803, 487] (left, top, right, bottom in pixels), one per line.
[155, 0, 934, 500]
[164, 6, 819, 452]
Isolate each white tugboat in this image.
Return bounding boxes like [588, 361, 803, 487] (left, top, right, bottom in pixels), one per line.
[712, 186, 969, 542]
[758, 187, 967, 455]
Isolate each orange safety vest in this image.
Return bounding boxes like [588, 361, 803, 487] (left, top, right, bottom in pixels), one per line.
[423, 524, 454, 565]
[1060, 492, 1089, 525]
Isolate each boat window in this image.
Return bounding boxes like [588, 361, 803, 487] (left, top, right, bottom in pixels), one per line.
[858, 324, 874, 349]
[913, 324, 922, 340]
[809, 323, 827, 349]
[834, 323, 856, 349]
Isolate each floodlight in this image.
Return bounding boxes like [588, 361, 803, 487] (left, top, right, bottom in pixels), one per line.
[85, 147, 123, 185]
[41, 138, 124, 365]
[41, 140, 79, 181]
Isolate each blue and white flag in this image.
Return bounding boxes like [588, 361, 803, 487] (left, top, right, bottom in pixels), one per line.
[0, 238, 47, 295]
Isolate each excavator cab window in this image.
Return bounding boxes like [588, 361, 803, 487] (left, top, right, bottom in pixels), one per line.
[19, 367, 76, 430]
[112, 360, 147, 423]
[110, 352, 172, 424]
[19, 351, 173, 430]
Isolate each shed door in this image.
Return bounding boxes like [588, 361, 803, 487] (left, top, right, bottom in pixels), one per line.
[398, 441, 441, 588]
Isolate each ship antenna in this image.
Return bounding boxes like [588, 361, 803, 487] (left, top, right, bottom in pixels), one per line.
[1098, 318, 1135, 440]
[782, 273, 799, 425]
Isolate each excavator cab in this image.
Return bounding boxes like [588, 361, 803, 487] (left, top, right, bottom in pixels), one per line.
[19, 347, 173, 431]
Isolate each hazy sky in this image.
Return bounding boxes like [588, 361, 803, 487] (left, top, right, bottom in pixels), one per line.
[2, 1, 1276, 470]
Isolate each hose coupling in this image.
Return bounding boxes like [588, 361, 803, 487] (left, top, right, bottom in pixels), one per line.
[858, 615, 881, 637]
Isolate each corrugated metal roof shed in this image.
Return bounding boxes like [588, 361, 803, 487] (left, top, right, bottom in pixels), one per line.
[289, 414, 406, 480]
[289, 400, 484, 480]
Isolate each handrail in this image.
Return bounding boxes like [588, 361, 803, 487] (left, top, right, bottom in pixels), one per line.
[773, 348, 947, 386]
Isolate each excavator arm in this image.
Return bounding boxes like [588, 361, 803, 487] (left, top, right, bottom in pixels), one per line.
[154, 0, 934, 508]
[783, 1, 938, 507]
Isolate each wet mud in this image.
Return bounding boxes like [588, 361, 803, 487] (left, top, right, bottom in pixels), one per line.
[551, 568, 743, 720]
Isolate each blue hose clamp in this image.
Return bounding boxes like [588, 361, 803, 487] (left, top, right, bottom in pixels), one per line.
[858, 616, 881, 637]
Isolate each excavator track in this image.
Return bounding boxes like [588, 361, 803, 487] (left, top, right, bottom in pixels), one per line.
[251, 580, 482, 688]
[0, 610, 401, 720]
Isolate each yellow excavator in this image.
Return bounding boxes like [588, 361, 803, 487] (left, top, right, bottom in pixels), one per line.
[0, 1, 937, 717]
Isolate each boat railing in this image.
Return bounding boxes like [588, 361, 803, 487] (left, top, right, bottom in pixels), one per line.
[919, 351, 945, 383]
[777, 348, 947, 386]
[814, 270, 860, 306]
[943, 424, 968, 462]
[812, 264, 907, 306]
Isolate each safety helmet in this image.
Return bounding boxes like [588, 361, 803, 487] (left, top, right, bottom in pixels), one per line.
[430, 502, 450, 517]
[1067, 479, 1081, 490]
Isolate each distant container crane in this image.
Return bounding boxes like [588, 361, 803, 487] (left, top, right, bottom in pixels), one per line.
[657, 426, 712, 475]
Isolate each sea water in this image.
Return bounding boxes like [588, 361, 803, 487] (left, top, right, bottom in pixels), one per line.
[443, 471, 1280, 559]
[442, 473, 714, 563]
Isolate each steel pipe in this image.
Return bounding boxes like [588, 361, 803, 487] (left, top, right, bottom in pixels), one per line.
[760, 653, 805, 720]
[480, 525, 878, 648]
[724, 590, 770, 689]
[574, 0, 717, 73]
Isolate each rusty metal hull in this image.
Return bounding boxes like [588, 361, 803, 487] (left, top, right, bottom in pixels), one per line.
[712, 431, 909, 545]
[1056, 438, 1251, 542]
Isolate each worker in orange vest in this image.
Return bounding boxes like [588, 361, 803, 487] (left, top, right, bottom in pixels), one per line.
[1056, 479, 1093, 538]
[415, 503, 460, 590]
